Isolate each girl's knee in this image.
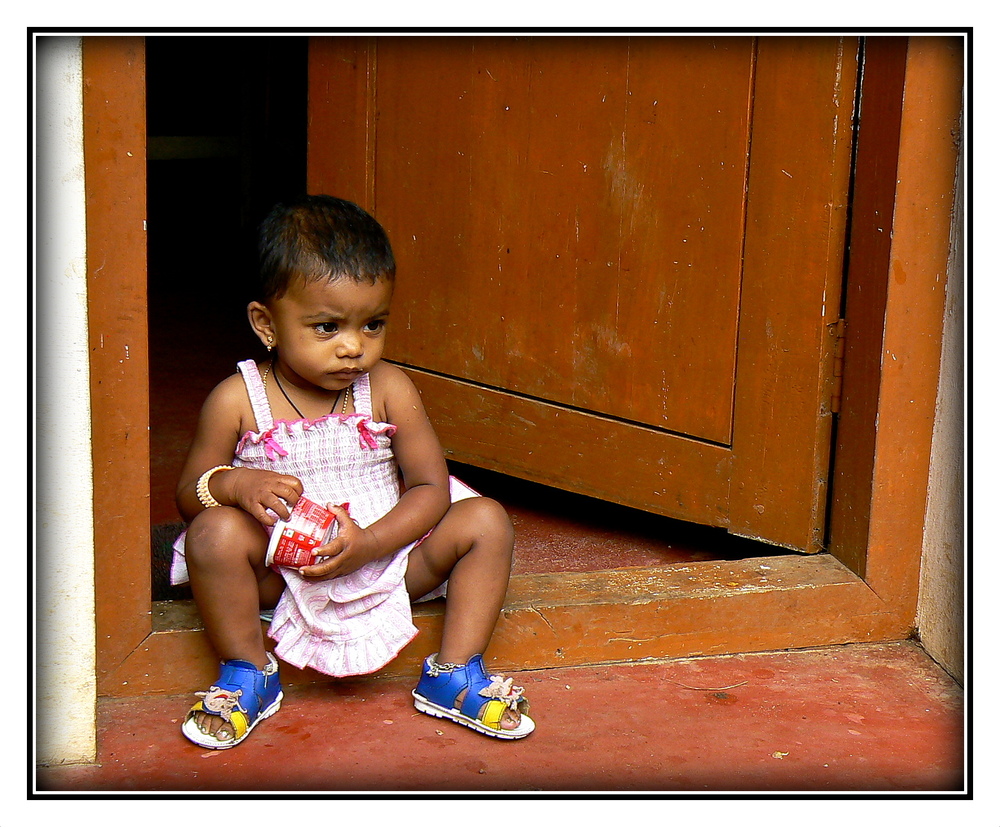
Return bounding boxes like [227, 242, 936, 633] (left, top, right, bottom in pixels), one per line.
[186, 507, 265, 565]
[458, 496, 514, 546]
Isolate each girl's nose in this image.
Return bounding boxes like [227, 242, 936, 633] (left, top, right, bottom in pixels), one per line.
[338, 332, 363, 358]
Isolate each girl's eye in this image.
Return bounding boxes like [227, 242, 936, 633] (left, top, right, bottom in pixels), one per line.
[316, 322, 338, 334]
[365, 320, 386, 333]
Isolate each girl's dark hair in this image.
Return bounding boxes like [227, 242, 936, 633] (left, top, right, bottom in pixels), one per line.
[257, 195, 396, 301]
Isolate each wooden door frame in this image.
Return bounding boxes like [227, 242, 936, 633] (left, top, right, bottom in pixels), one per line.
[84, 35, 964, 696]
[82, 36, 152, 689]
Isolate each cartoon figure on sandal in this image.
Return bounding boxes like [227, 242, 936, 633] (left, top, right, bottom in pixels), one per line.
[170, 195, 534, 748]
[196, 686, 242, 720]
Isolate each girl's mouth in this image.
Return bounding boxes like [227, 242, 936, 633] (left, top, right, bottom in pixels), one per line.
[331, 368, 363, 381]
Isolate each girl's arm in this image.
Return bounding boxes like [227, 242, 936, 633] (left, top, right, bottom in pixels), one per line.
[176, 373, 303, 525]
[299, 361, 450, 579]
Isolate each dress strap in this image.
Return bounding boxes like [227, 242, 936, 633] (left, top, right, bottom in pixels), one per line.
[237, 360, 274, 432]
[352, 372, 374, 418]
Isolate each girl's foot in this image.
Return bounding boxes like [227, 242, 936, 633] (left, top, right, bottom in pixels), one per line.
[182, 653, 283, 749]
[412, 653, 535, 739]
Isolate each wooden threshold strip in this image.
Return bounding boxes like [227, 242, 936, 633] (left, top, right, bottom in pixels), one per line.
[108, 553, 908, 697]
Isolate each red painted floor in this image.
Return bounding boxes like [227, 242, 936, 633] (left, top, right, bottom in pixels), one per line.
[36, 641, 963, 794]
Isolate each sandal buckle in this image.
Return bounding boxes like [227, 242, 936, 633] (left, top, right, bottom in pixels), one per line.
[426, 654, 460, 678]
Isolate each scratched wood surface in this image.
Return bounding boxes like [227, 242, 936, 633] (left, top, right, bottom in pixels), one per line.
[729, 37, 858, 552]
[827, 37, 908, 577]
[82, 36, 153, 692]
[307, 35, 857, 552]
[122, 554, 900, 696]
[374, 36, 752, 445]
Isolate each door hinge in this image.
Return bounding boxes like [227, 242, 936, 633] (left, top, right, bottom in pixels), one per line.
[830, 318, 847, 414]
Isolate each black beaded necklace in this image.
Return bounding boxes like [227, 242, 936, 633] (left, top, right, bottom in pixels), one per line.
[267, 361, 350, 418]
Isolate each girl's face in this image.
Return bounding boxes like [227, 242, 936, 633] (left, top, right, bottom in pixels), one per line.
[249, 275, 393, 394]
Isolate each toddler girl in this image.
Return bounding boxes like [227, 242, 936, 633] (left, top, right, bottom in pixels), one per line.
[171, 195, 534, 747]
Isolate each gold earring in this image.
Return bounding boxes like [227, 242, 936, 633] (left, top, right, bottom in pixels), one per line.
[266, 335, 274, 352]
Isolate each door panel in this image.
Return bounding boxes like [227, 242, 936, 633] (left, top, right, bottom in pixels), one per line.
[307, 35, 857, 552]
[375, 36, 753, 444]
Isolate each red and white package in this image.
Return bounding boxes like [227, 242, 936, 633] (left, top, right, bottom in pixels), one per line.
[265, 497, 345, 568]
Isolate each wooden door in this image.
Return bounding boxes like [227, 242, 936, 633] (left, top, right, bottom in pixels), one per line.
[307, 35, 857, 553]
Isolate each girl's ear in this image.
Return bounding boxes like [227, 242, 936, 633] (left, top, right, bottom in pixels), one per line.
[247, 301, 275, 350]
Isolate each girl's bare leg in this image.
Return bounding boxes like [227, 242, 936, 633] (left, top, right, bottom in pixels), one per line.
[184, 506, 285, 740]
[404, 497, 521, 729]
[405, 497, 515, 662]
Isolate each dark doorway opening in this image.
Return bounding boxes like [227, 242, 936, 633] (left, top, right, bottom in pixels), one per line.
[145, 35, 309, 597]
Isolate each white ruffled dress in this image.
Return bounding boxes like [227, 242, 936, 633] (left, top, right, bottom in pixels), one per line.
[171, 359, 468, 677]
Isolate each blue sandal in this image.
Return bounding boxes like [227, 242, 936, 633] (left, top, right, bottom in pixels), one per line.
[412, 653, 535, 739]
[181, 652, 283, 749]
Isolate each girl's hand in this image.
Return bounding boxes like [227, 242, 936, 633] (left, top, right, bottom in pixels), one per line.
[298, 504, 383, 580]
[213, 467, 303, 526]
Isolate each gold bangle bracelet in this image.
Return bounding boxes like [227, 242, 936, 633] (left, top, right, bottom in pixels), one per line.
[196, 465, 235, 509]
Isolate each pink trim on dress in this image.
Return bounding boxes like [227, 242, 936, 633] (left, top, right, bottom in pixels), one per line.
[237, 414, 397, 458]
[235, 365, 397, 458]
